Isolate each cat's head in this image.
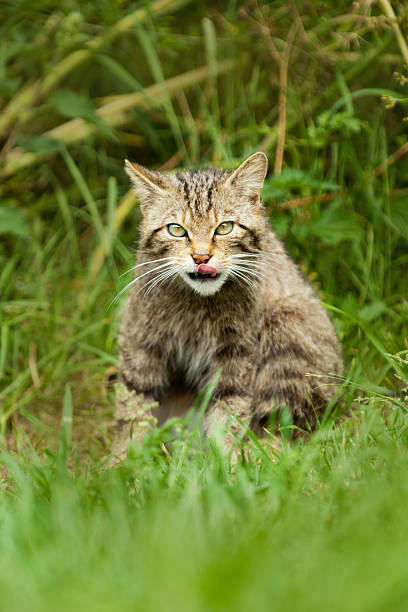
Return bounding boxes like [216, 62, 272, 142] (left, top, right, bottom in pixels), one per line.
[125, 152, 268, 296]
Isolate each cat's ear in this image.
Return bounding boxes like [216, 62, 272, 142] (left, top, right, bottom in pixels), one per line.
[224, 152, 268, 204]
[124, 160, 169, 207]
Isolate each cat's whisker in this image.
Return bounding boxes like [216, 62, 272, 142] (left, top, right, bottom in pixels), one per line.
[146, 273, 178, 297]
[231, 260, 269, 271]
[232, 272, 265, 287]
[142, 267, 178, 296]
[233, 271, 267, 283]
[233, 267, 268, 280]
[231, 252, 263, 257]
[231, 253, 280, 262]
[111, 261, 175, 304]
[120, 256, 175, 277]
[228, 269, 256, 290]
[231, 259, 280, 275]
[230, 274, 256, 291]
[230, 260, 268, 282]
[231, 264, 268, 281]
[232, 261, 264, 270]
[230, 253, 266, 260]
[145, 267, 177, 289]
[144, 264, 177, 281]
[231, 254, 279, 266]
[231, 255, 275, 267]
[133, 260, 175, 280]
[137, 273, 171, 297]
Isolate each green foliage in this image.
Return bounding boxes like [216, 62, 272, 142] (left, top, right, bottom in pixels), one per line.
[50, 89, 114, 137]
[265, 168, 340, 200]
[293, 200, 363, 245]
[0, 0, 408, 608]
[304, 111, 367, 148]
[389, 198, 408, 241]
[16, 135, 64, 154]
[0, 203, 28, 237]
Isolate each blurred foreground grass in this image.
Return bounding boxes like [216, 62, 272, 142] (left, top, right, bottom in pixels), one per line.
[2, 383, 408, 612]
[1, 0, 408, 609]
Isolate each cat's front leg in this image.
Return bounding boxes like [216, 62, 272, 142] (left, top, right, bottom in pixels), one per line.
[111, 345, 165, 461]
[204, 350, 255, 454]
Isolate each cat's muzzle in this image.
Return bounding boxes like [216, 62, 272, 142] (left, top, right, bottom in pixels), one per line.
[188, 263, 220, 281]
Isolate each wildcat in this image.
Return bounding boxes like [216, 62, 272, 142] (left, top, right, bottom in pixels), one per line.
[111, 152, 343, 461]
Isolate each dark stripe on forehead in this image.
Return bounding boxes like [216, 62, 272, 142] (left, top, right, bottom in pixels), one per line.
[178, 175, 191, 209]
[207, 182, 214, 210]
[177, 169, 225, 215]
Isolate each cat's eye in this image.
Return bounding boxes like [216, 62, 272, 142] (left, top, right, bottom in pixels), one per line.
[168, 223, 187, 237]
[215, 221, 234, 236]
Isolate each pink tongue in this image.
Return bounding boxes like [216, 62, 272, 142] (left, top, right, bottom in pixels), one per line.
[196, 263, 218, 277]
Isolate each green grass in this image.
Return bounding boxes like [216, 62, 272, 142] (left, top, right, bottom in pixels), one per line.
[1, 0, 408, 609]
[2, 394, 408, 612]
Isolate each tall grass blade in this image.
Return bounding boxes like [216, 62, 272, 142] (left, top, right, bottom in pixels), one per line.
[0, 61, 234, 179]
[58, 385, 73, 467]
[60, 148, 105, 245]
[0, 0, 193, 137]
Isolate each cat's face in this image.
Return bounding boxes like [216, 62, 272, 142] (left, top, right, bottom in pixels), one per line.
[125, 153, 268, 296]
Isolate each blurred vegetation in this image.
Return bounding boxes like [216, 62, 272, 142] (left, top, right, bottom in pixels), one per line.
[1, 0, 408, 609]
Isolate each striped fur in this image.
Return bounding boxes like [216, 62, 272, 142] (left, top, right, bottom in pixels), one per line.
[112, 153, 343, 461]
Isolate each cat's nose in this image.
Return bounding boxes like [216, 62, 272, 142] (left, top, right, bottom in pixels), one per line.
[192, 253, 211, 265]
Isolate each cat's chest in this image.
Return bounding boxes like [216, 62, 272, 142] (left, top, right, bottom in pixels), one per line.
[165, 309, 257, 388]
[168, 317, 215, 387]
[171, 336, 213, 387]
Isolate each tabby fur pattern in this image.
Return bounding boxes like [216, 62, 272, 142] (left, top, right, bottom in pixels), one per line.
[112, 152, 343, 461]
